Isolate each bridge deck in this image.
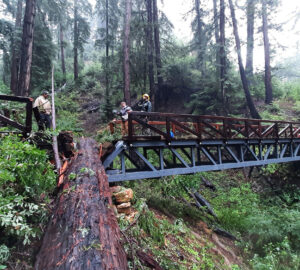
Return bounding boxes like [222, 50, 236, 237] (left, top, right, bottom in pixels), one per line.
[104, 112, 300, 182]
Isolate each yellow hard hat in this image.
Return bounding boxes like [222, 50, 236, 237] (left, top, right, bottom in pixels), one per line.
[143, 94, 149, 99]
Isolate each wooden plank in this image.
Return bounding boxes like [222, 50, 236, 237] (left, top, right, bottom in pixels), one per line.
[0, 94, 31, 103]
[0, 114, 26, 132]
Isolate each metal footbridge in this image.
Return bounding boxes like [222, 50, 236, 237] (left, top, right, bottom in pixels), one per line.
[103, 112, 300, 182]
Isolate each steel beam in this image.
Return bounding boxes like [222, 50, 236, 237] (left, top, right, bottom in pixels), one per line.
[103, 139, 300, 182]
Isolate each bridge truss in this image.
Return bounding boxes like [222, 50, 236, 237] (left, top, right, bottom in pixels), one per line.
[103, 112, 300, 182]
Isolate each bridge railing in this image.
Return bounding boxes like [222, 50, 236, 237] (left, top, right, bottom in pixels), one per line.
[123, 112, 300, 141]
[0, 95, 32, 134]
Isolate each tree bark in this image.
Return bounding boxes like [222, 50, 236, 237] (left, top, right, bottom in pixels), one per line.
[213, 0, 220, 91]
[10, 0, 23, 95]
[262, 0, 273, 104]
[60, 23, 66, 81]
[73, 0, 78, 80]
[245, 0, 255, 78]
[219, 0, 226, 112]
[35, 138, 128, 270]
[153, 0, 163, 95]
[228, 0, 261, 119]
[123, 0, 132, 105]
[17, 0, 36, 97]
[146, 0, 155, 103]
[195, 0, 205, 72]
[213, 0, 220, 46]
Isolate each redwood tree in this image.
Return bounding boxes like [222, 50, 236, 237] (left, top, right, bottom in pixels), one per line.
[213, 0, 220, 59]
[146, 0, 155, 102]
[219, 0, 226, 111]
[153, 0, 163, 93]
[228, 0, 261, 119]
[10, 0, 22, 95]
[245, 0, 255, 78]
[60, 23, 66, 81]
[194, 0, 205, 72]
[17, 0, 36, 96]
[73, 0, 79, 80]
[123, 0, 132, 105]
[262, 0, 273, 104]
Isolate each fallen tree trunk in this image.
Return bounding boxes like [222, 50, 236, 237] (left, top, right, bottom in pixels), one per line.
[35, 138, 128, 270]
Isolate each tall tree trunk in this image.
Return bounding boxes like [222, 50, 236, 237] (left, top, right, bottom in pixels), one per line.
[219, 0, 226, 112]
[146, 0, 155, 102]
[103, 0, 112, 120]
[228, 0, 261, 119]
[73, 0, 78, 80]
[10, 0, 22, 95]
[195, 0, 205, 72]
[60, 23, 66, 81]
[123, 0, 132, 105]
[245, 0, 255, 78]
[262, 0, 273, 104]
[141, 13, 147, 91]
[213, 0, 220, 46]
[17, 0, 36, 97]
[104, 0, 111, 119]
[213, 0, 220, 87]
[153, 0, 163, 92]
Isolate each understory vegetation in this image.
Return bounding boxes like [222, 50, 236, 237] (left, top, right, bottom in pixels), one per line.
[0, 136, 55, 269]
[123, 164, 300, 270]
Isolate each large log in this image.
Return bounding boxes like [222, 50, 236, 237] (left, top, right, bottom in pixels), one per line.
[35, 138, 128, 270]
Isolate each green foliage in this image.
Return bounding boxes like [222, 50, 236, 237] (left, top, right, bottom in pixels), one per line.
[0, 136, 56, 196]
[211, 183, 260, 232]
[0, 80, 10, 94]
[259, 100, 286, 120]
[0, 244, 9, 265]
[54, 91, 83, 133]
[138, 206, 165, 245]
[96, 127, 122, 143]
[250, 237, 300, 270]
[0, 135, 55, 264]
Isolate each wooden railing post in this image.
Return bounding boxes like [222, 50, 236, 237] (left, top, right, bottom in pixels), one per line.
[258, 121, 262, 138]
[25, 100, 32, 133]
[166, 116, 171, 141]
[245, 120, 249, 139]
[223, 118, 228, 139]
[128, 112, 133, 140]
[274, 123, 279, 139]
[290, 124, 293, 139]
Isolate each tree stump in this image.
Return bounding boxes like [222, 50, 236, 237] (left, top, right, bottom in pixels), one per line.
[35, 138, 128, 270]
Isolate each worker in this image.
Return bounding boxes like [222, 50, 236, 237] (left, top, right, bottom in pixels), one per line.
[115, 101, 132, 136]
[33, 90, 52, 130]
[137, 94, 152, 135]
[138, 94, 152, 112]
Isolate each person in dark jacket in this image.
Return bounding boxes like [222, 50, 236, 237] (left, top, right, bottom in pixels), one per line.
[138, 94, 152, 112]
[138, 94, 152, 135]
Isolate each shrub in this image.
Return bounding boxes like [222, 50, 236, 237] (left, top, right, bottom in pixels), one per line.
[0, 135, 56, 266]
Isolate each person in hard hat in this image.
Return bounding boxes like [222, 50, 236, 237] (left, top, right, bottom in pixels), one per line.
[138, 94, 152, 112]
[116, 101, 132, 136]
[137, 94, 152, 135]
[33, 90, 52, 130]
